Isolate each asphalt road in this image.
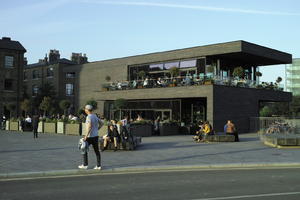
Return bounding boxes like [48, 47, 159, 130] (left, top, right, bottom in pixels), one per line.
[1, 168, 300, 200]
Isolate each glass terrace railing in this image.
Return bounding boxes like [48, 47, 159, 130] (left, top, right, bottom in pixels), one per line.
[101, 75, 284, 92]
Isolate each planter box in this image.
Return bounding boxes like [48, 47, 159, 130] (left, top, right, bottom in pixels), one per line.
[5, 121, 10, 130]
[38, 122, 44, 133]
[81, 123, 86, 136]
[204, 80, 213, 85]
[159, 124, 179, 136]
[65, 123, 81, 136]
[44, 122, 57, 133]
[57, 122, 65, 134]
[98, 125, 107, 137]
[130, 124, 153, 137]
[10, 121, 19, 131]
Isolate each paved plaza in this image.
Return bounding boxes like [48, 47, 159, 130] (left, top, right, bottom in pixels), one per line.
[1, 130, 300, 177]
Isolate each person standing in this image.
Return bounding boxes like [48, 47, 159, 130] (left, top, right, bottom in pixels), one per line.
[32, 114, 39, 138]
[225, 120, 239, 142]
[78, 105, 101, 170]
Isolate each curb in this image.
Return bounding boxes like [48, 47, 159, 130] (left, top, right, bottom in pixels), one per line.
[2, 163, 300, 180]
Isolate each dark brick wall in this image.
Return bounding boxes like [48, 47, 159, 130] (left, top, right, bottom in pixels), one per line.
[213, 85, 292, 133]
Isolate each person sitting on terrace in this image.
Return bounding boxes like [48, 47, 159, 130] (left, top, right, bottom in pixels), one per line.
[136, 114, 144, 121]
[143, 78, 149, 88]
[132, 80, 137, 89]
[117, 81, 122, 90]
[183, 75, 192, 86]
[103, 124, 120, 151]
[157, 77, 164, 87]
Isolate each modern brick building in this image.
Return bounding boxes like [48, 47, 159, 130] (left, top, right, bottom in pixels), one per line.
[63, 40, 292, 133]
[0, 37, 26, 118]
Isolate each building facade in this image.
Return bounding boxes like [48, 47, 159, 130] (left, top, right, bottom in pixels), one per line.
[23, 50, 88, 114]
[63, 40, 292, 133]
[0, 37, 26, 118]
[286, 58, 300, 96]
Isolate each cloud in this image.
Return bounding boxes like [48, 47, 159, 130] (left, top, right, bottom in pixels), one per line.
[79, 0, 300, 16]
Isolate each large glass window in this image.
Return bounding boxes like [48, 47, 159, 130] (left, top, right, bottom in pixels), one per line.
[32, 85, 39, 96]
[32, 70, 40, 79]
[66, 83, 74, 96]
[47, 67, 54, 77]
[180, 60, 196, 68]
[23, 71, 28, 80]
[4, 79, 13, 90]
[4, 56, 14, 68]
[66, 72, 75, 78]
[164, 62, 179, 69]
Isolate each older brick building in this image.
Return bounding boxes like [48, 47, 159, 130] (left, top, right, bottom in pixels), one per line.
[0, 37, 26, 118]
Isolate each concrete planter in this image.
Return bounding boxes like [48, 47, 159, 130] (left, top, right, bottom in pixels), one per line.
[81, 123, 86, 136]
[38, 122, 44, 133]
[5, 121, 10, 130]
[57, 122, 65, 134]
[44, 122, 57, 133]
[98, 125, 107, 137]
[159, 124, 179, 136]
[65, 123, 81, 136]
[10, 121, 19, 131]
[130, 123, 153, 137]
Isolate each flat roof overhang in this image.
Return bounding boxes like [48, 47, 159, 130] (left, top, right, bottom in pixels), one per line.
[124, 40, 292, 67]
[207, 41, 292, 67]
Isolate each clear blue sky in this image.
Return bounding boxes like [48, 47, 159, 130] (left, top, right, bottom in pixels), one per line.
[1, 0, 300, 84]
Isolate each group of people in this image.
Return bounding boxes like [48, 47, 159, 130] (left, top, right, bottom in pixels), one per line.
[193, 120, 239, 142]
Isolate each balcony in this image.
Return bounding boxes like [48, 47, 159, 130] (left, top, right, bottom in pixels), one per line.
[101, 75, 284, 92]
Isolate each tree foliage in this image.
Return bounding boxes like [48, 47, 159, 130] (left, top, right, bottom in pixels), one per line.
[86, 99, 98, 110]
[232, 67, 245, 78]
[20, 99, 31, 116]
[39, 97, 52, 116]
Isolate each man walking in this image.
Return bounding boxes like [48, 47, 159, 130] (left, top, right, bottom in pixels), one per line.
[78, 105, 102, 170]
[32, 114, 39, 138]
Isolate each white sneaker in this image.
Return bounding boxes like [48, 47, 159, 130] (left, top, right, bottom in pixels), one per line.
[93, 166, 102, 170]
[78, 165, 88, 169]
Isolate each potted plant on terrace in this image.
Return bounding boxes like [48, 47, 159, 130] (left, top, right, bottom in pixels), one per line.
[102, 75, 111, 91]
[169, 67, 180, 87]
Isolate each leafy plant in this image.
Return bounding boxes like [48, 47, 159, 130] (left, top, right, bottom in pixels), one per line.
[169, 67, 180, 77]
[276, 76, 282, 83]
[232, 67, 245, 79]
[39, 97, 52, 116]
[86, 99, 98, 110]
[59, 100, 71, 116]
[137, 70, 146, 80]
[5, 103, 16, 118]
[255, 71, 262, 77]
[105, 75, 111, 82]
[20, 99, 31, 116]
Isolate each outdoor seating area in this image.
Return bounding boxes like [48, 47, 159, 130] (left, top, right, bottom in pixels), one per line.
[102, 75, 284, 91]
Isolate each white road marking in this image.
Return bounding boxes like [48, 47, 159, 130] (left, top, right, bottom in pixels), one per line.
[191, 191, 300, 200]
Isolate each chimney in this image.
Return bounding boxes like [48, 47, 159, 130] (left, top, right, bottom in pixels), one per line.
[49, 49, 60, 63]
[71, 52, 88, 64]
[2, 37, 11, 41]
[24, 57, 28, 66]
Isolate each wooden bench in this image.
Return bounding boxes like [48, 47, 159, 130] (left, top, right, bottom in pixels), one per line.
[203, 133, 235, 142]
[99, 136, 142, 151]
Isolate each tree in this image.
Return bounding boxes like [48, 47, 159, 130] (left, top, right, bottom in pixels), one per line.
[276, 76, 283, 84]
[114, 98, 127, 120]
[59, 100, 71, 117]
[33, 82, 56, 110]
[86, 99, 98, 110]
[259, 106, 273, 117]
[105, 75, 111, 82]
[6, 103, 16, 118]
[169, 67, 180, 78]
[39, 97, 52, 116]
[137, 71, 146, 80]
[232, 67, 245, 79]
[20, 99, 31, 116]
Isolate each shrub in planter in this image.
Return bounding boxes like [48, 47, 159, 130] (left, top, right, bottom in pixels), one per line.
[44, 119, 57, 133]
[130, 120, 153, 137]
[65, 121, 81, 136]
[9, 118, 19, 131]
[159, 120, 180, 136]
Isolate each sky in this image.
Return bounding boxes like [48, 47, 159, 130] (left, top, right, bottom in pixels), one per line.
[1, 0, 300, 85]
